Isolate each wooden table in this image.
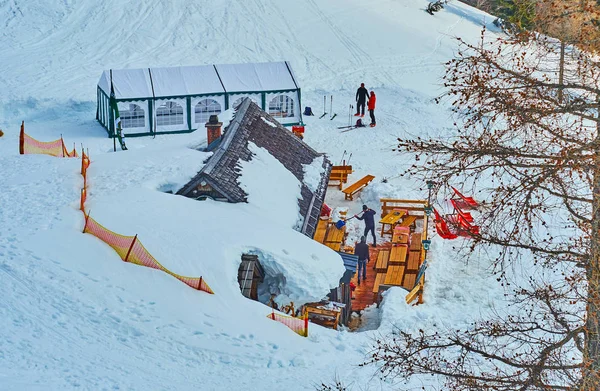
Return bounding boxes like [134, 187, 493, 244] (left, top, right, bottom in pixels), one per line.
[325, 242, 342, 252]
[389, 245, 408, 265]
[379, 210, 406, 237]
[325, 225, 345, 243]
[384, 265, 405, 286]
[392, 231, 409, 244]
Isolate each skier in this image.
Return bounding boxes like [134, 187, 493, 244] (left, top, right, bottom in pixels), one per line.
[354, 236, 370, 284]
[354, 83, 369, 117]
[368, 90, 376, 127]
[355, 204, 377, 247]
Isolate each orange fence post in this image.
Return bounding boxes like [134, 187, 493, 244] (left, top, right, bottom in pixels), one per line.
[80, 188, 86, 212]
[19, 121, 24, 155]
[304, 310, 309, 337]
[124, 234, 138, 263]
[83, 210, 91, 233]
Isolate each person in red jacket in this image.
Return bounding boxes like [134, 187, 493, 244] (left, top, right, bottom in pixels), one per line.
[367, 91, 376, 127]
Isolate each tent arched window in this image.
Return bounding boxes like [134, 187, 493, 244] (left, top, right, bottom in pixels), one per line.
[156, 101, 184, 126]
[120, 103, 145, 128]
[232, 96, 259, 109]
[268, 95, 294, 118]
[195, 99, 222, 123]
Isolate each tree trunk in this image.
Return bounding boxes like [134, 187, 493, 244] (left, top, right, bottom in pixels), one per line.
[558, 41, 565, 103]
[583, 95, 600, 390]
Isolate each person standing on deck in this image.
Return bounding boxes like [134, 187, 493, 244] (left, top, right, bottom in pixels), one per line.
[355, 205, 377, 247]
[355, 83, 369, 117]
[354, 236, 370, 285]
[367, 91, 376, 127]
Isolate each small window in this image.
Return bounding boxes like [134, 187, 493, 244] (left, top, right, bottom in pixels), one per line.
[268, 95, 294, 118]
[156, 101, 184, 126]
[195, 99, 222, 123]
[120, 103, 145, 128]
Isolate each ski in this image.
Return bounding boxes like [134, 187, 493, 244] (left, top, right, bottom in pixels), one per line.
[337, 125, 354, 129]
[319, 113, 327, 119]
[330, 113, 337, 120]
[340, 126, 358, 132]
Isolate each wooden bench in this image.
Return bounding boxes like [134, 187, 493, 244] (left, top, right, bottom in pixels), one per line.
[407, 250, 421, 271]
[384, 265, 405, 286]
[328, 165, 353, 190]
[342, 175, 375, 201]
[402, 272, 417, 290]
[409, 232, 422, 251]
[375, 250, 390, 272]
[389, 245, 408, 265]
[380, 198, 428, 218]
[399, 215, 418, 228]
[313, 219, 328, 243]
[306, 306, 341, 330]
[373, 272, 387, 299]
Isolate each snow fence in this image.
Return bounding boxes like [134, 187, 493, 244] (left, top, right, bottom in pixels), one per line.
[78, 150, 213, 294]
[268, 310, 308, 337]
[19, 121, 79, 157]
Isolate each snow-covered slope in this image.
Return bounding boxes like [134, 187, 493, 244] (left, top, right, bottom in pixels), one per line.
[0, 1, 507, 390]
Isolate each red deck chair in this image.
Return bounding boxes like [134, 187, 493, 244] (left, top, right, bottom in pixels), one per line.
[451, 186, 479, 210]
[434, 208, 458, 240]
[456, 213, 480, 236]
[450, 199, 474, 223]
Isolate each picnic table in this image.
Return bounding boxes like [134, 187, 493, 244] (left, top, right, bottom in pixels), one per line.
[384, 265, 405, 286]
[389, 245, 408, 265]
[379, 209, 406, 237]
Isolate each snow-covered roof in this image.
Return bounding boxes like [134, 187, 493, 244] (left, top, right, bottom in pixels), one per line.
[177, 98, 331, 238]
[97, 62, 298, 99]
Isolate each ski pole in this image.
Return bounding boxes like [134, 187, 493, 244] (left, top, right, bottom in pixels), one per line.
[324, 95, 326, 116]
[330, 95, 333, 119]
[347, 153, 353, 165]
[339, 150, 346, 165]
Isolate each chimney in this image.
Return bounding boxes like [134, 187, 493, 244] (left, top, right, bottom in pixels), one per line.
[206, 115, 223, 147]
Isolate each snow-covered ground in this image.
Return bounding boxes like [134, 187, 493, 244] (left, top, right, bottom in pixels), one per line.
[0, 1, 510, 390]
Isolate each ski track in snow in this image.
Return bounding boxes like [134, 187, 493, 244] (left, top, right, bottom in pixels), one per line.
[0, 1, 515, 390]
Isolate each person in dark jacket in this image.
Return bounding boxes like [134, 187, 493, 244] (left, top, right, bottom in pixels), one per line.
[355, 205, 377, 247]
[355, 83, 369, 117]
[354, 236, 370, 284]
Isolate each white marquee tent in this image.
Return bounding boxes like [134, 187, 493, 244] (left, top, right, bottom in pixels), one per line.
[96, 61, 302, 137]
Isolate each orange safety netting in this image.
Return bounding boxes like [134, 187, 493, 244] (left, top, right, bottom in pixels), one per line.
[267, 311, 308, 337]
[19, 121, 79, 158]
[82, 213, 213, 294]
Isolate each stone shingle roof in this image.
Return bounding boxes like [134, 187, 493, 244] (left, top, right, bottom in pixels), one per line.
[177, 98, 331, 238]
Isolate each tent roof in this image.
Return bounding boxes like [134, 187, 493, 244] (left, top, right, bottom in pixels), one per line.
[215, 62, 297, 92]
[97, 62, 298, 100]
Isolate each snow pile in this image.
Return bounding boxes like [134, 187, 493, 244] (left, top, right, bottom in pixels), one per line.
[239, 142, 303, 229]
[302, 155, 327, 193]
